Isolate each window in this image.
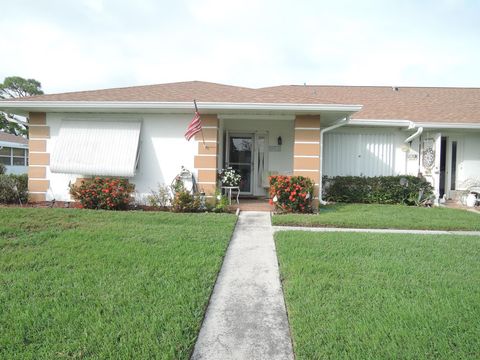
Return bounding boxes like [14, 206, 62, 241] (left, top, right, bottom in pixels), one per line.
[0, 147, 11, 165]
[0, 147, 28, 166]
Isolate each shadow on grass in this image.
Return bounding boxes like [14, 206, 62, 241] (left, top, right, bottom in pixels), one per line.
[318, 204, 347, 213]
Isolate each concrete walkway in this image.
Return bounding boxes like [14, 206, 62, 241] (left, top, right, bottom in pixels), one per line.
[192, 212, 294, 360]
[274, 225, 480, 236]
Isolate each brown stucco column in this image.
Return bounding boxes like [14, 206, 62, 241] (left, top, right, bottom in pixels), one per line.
[28, 112, 50, 202]
[194, 114, 219, 197]
[293, 115, 321, 205]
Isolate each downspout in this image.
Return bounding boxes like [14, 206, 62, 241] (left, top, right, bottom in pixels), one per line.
[404, 126, 423, 144]
[403, 126, 423, 175]
[319, 116, 350, 205]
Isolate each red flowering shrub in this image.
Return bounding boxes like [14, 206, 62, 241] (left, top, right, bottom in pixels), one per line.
[269, 175, 314, 213]
[69, 177, 135, 210]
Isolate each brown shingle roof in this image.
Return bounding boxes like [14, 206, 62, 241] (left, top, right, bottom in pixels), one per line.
[9, 81, 480, 124]
[15, 81, 266, 103]
[0, 132, 28, 145]
[260, 85, 480, 123]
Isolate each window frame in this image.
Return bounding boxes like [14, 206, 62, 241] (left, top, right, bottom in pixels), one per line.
[0, 146, 28, 166]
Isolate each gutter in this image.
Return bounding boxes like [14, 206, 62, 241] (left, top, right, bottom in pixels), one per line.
[0, 141, 28, 149]
[352, 119, 480, 130]
[319, 117, 350, 205]
[349, 119, 414, 128]
[0, 100, 363, 115]
[414, 122, 480, 130]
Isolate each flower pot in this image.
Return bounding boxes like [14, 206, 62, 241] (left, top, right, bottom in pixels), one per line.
[466, 193, 477, 207]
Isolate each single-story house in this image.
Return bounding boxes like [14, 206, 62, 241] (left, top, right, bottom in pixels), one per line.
[0, 81, 479, 204]
[0, 131, 28, 175]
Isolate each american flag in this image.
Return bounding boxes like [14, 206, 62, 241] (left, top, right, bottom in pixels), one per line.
[185, 111, 202, 141]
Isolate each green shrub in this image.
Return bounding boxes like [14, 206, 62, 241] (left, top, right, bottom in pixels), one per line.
[147, 184, 172, 209]
[269, 175, 314, 213]
[69, 177, 135, 210]
[211, 191, 230, 213]
[171, 189, 201, 212]
[0, 163, 6, 175]
[0, 174, 28, 204]
[166, 177, 201, 213]
[323, 175, 434, 205]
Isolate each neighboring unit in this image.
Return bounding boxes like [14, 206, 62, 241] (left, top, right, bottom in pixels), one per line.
[0, 81, 479, 204]
[0, 132, 28, 175]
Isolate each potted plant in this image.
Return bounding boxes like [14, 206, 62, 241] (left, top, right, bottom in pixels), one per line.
[219, 168, 241, 187]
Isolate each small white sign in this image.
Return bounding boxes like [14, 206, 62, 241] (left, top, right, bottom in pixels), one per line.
[269, 145, 281, 152]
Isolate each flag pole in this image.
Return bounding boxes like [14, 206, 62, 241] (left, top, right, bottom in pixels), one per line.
[194, 99, 208, 149]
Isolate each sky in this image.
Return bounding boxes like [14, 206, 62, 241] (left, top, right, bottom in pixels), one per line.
[1, 0, 479, 94]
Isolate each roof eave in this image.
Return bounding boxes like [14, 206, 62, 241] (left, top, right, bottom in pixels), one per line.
[0, 140, 28, 148]
[0, 100, 362, 115]
[415, 122, 480, 130]
[350, 118, 480, 130]
[349, 119, 415, 128]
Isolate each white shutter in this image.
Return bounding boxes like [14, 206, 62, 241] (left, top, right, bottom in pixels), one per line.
[51, 120, 141, 177]
[324, 131, 395, 176]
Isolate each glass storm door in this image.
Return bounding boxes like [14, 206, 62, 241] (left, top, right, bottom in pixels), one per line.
[226, 134, 253, 194]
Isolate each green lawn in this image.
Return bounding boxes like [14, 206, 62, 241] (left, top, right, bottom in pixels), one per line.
[0, 208, 236, 359]
[273, 204, 480, 230]
[276, 231, 480, 359]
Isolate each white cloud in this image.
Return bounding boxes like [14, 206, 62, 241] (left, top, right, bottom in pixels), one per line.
[83, 0, 105, 14]
[0, 0, 479, 93]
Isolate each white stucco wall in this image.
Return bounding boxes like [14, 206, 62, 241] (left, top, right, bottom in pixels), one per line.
[46, 113, 197, 202]
[405, 137, 421, 176]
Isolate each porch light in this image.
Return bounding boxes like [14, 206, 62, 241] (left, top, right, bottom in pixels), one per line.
[277, 136, 282, 146]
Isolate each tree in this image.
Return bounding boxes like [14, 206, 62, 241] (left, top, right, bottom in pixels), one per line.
[0, 76, 44, 136]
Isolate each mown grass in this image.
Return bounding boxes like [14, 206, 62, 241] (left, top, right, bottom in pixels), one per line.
[0, 208, 236, 359]
[273, 203, 480, 230]
[276, 231, 480, 359]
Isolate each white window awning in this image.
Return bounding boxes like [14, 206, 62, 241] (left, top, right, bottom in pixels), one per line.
[51, 120, 141, 177]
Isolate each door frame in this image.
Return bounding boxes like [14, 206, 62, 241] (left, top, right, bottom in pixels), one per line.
[420, 133, 441, 203]
[225, 132, 255, 195]
[253, 132, 269, 196]
[436, 134, 462, 199]
[224, 131, 269, 196]
[445, 135, 462, 198]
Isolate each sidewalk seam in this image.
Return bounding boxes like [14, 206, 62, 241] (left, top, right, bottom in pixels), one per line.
[273, 225, 480, 236]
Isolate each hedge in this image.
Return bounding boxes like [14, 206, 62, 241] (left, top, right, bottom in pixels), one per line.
[323, 175, 434, 205]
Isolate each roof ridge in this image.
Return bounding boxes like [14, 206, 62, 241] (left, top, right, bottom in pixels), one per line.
[15, 82, 480, 101]
[261, 84, 480, 90]
[19, 80, 257, 100]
